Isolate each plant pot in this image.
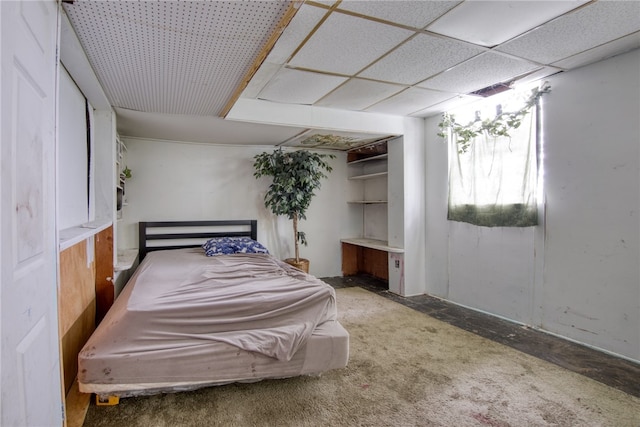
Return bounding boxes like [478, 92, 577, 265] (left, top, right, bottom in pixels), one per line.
[284, 258, 309, 273]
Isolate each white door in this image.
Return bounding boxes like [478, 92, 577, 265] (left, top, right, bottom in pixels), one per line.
[1, 1, 62, 426]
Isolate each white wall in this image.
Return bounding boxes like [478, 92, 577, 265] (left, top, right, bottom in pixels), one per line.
[542, 49, 639, 360]
[424, 118, 449, 297]
[423, 49, 640, 362]
[93, 110, 116, 222]
[399, 117, 427, 296]
[117, 138, 349, 277]
[58, 67, 88, 230]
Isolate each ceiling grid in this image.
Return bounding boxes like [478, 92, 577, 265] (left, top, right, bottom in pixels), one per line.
[62, 0, 640, 149]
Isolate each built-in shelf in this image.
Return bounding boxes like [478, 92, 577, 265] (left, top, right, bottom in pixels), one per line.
[347, 153, 388, 165]
[348, 171, 388, 180]
[341, 238, 404, 253]
[59, 219, 113, 251]
[115, 249, 138, 272]
[348, 200, 388, 204]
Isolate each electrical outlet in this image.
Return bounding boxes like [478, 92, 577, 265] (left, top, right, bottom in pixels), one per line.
[395, 259, 400, 269]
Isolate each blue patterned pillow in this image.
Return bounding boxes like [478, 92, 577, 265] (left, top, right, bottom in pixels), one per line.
[202, 237, 269, 257]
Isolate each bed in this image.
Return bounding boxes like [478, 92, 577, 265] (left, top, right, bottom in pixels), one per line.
[78, 220, 349, 399]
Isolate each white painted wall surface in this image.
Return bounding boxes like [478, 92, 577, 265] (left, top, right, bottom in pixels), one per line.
[399, 117, 427, 296]
[387, 137, 405, 294]
[423, 49, 640, 361]
[387, 137, 404, 248]
[448, 224, 536, 324]
[542, 49, 639, 360]
[424, 117, 449, 297]
[58, 67, 88, 230]
[118, 138, 349, 277]
[93, 110, 116, 223]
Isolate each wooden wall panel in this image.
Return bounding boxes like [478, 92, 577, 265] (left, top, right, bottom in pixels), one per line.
[342, 243, 389, 281]
[341, 242, 360, 276]
[61, 303, 95, 393]
[95, 226, 114, 324]
[58, 226, 115, 399]
[361, 247, 389, 281]
[59, 238, 97, 395]
[59, 240, 95, 336]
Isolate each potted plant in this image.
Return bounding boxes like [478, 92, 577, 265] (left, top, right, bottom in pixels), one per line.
[253, 148, 334, 273]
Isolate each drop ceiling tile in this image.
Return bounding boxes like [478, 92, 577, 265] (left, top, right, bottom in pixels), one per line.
[366, 87, 456, 116]
[417, 52, 540, 94]
[265, 4, 327, 65]
[288, 11, 413, 75]
[496, 1, 640, 65]
[359, 33, 485, 85]
[427, 1, 589, 47]
[552, 32, 640, 70]
[258, 68, 348, 104]
[336, 1, 461, 29]
[409, 94, 481, 118]
[315, 78, 404, 110]
[241, 62, 282, 99]
[510, 66, 563, 87]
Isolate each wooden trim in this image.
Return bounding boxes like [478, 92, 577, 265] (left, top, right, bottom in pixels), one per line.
[95, 226, 114, 324]
[64, 380, 91, 427]
[220, 1, 302, 117]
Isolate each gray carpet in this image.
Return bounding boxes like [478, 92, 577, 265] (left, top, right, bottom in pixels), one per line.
[82, 287, 640, 426]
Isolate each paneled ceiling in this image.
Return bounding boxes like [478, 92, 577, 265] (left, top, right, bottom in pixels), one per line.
[62, 0, 640, 150]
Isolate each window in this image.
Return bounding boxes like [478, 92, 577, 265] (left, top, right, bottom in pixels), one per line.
[444, 84, 545, 227]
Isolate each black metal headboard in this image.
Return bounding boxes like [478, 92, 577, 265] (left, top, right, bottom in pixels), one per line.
[138, 220, 258, 261]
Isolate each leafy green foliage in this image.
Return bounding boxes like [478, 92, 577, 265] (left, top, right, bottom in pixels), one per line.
[438, 83, 551, 153]
[253, 149, 334, 220]
[297, 231, 307, 247]
[253, 148, 334, 260]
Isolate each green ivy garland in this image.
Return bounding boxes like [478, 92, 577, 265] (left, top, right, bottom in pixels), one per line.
[438, 83, 551, 153]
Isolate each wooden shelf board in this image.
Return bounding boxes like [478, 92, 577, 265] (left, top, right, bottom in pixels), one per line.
[347, 153, 388, 165]
[59, 219, 113, 251]
[115, 249, 138, 272]
[348, 171, 388, 180]
[348, 200, 388, 204]
[341, 238, 404, 253]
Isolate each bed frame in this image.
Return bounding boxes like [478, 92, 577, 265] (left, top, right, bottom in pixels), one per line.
[79, 219, 349, 402]
[138, 220, 257, 261]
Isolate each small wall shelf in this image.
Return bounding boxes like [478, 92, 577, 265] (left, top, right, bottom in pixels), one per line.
[59, 219, 113, 251]
[348, 171, 388, 180]
[348, 200, 387, 204]
[115, 249, 138, 272]
[342, 138, 402, 286]
[347, 153, 388, 165]
[341, 238, 404, 253]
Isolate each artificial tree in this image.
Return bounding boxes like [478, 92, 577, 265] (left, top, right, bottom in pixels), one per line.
[253, 148, 334, 271]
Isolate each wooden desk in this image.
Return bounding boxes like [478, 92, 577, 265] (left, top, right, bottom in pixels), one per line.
[341, 238, 404, 282]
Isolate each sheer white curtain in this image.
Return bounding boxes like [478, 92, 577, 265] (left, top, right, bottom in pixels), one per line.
[447, 88, 539, 227]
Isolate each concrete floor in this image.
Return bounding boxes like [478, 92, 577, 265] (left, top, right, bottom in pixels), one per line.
[321, 275, 640, 399]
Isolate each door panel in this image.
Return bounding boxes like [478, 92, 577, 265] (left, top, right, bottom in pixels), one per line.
[1, 1, 62, 425]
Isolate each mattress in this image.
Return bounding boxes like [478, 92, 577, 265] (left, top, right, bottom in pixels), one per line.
[78, 248, 349, 397]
